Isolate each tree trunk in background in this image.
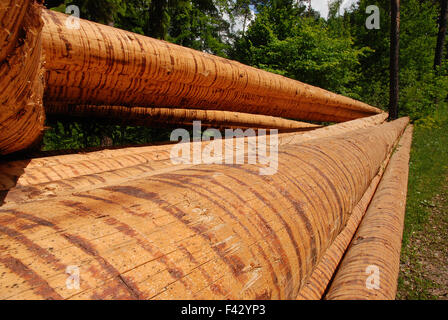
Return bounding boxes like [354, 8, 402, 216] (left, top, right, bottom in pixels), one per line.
[434, 0, 448, 70]
[389, 0, 400, 120]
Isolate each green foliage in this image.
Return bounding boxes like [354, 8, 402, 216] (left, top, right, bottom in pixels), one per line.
[43, 121, 86, 151]
[397, 0, 446, 119]
[400, 66, 448, 120]
[402, 105, 448, 247]
[345, 0, 447, 115]
[113, 0, 151, 35]
[42, 119, 173, 151]
[63, 0, 124, 24]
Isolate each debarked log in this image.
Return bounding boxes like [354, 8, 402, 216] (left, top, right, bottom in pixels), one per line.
[0, 117, 408, 300]
[45, 104, 321, 131]
[325, 125, 413, 300]
[0, 114, 388, 205]
[41, 9, 382, 123]
[0, 0, 45, 155]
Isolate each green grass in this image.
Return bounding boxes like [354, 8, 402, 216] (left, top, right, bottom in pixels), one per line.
[397, 105, 448, 299]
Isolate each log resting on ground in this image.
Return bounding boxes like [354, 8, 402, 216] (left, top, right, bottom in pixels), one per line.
[325, 125, 413, 300]
[0, 114, 388, 205]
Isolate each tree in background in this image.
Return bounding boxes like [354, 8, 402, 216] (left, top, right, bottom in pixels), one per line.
[41, 0, 448, 150]
[389, 0, 400, 120]
[146, 0, 172, 39]
[61, 0, 123, 24]
[396, 0, 447, 120]
[342, 0, 390, 108]
[44, 0, 65, 8]
[113, 0, 151, 35]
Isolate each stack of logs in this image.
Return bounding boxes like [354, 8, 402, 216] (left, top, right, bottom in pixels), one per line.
[0, 1, 412, 300]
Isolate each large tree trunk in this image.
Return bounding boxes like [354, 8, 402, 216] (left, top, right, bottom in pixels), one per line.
[435, 0, 448, 69]
[0, 0, 45, 155]
[389, 0, 400, 120]
[325, 125, 413, 300]
[41, 10, 382, 124]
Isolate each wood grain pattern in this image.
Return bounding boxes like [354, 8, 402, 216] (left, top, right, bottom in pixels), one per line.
[0, 118, 407, 300]
[0, 114, 388, 205]
[296, 121, 406, 300]
[325, 125, 413, 300]
[45, 104, 320, 131]
[0, 0, 45, 155]
[41, 9, 382, 123]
